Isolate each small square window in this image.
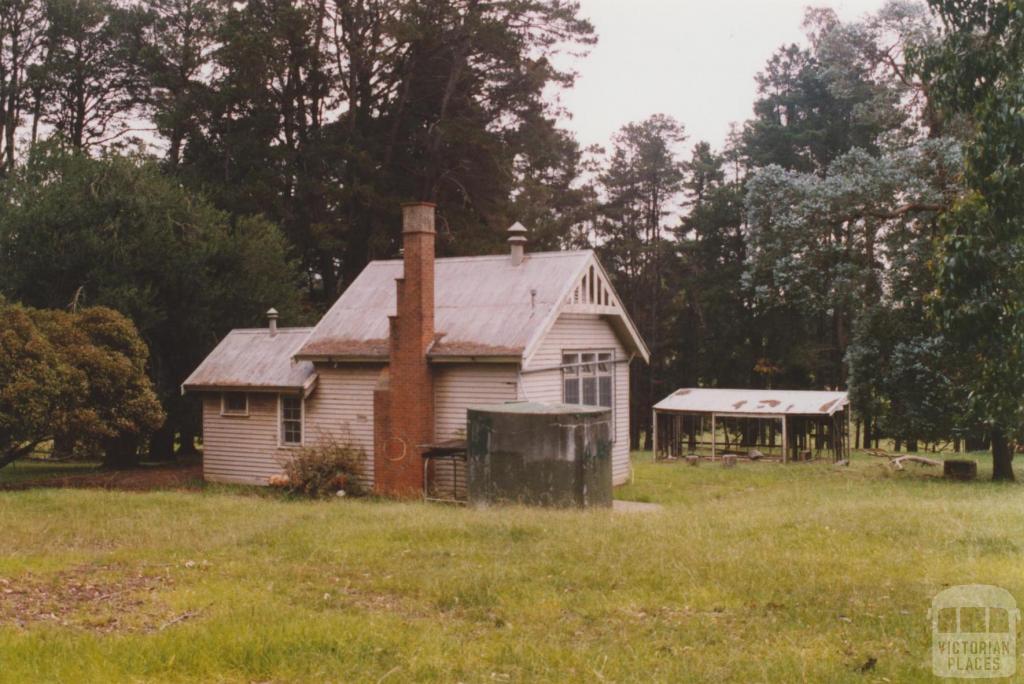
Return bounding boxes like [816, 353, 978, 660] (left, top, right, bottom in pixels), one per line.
[222, 392, 248, 416]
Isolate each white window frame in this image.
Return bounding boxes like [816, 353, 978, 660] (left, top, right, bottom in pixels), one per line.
[221, 392, 249, 417]
[278, 394, 304, 447]
[561, 349, 615, 441]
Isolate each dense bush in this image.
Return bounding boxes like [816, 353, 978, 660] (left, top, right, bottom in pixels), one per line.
[275, 441, 366, 498]
[0, 299, 164, 469]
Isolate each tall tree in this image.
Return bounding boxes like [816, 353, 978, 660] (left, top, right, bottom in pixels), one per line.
[137, 0, 221, 167]
[178, 0, 596, 304]
[0, 0, 46, 172]
[38, 0, 146, 149]
[743, 6, 919, 173]
[596, 114, 686, 448]
[673, 141, 759, 390]
[917, 0, 1024, 480]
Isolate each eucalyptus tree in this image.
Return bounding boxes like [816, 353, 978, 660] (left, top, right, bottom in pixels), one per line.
[917, 0, 1024, 479]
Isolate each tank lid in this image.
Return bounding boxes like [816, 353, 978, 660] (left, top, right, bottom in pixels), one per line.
[468, 401, 610, 415]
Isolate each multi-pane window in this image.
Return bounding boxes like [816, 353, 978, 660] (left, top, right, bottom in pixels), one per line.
[562, 351, 613, 409]
[281, 396, 303, 445]
[222, 392, 248, 416]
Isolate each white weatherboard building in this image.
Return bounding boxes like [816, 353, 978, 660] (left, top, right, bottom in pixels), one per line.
[184, 205, 649, 494]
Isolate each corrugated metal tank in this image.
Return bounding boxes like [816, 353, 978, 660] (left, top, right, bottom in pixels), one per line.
[466, 402, 613, 508]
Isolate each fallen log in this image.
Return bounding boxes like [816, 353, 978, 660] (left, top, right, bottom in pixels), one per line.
[889, 455, 941, 471]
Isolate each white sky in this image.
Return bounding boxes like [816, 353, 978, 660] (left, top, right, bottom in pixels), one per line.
[559, 0, 891, 152]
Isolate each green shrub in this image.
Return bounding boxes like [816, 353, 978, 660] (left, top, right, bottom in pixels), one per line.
[275, 441, 367, 498]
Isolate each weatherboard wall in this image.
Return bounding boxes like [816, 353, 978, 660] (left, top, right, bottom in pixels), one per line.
[521, 313, 632, 485]
[200, 317, 633, 488]
[201, 394, 291, 485]
[303, 364, 382, 489]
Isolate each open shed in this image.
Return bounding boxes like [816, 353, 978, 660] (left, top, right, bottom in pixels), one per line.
[653, 388, 850, 463]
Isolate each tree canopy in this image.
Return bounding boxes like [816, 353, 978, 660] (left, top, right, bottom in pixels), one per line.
[0, 145, 304, 458]
[915, 0, 1024, 479]
[0, 299, 164, 469]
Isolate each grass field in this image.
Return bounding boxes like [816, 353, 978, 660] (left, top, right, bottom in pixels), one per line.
[0, 452, 1020, 683]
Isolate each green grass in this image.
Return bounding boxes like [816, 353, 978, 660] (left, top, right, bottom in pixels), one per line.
[0, 452, 1020, 683]
[0, 459, 102, 485]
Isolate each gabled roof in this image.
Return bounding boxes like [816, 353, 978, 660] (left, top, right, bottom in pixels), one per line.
[182, 328, 317, 393]
[654, 388, 849, 416]
[295, 250, 648, 362]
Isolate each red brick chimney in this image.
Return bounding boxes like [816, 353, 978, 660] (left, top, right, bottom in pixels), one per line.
[373, 202, 436, 497]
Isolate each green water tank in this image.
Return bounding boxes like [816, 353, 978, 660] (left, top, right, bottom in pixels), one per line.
[466, 402, 613, 508]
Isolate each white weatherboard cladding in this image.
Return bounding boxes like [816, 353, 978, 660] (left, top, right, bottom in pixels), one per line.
[430, 364, 519, 500]
[202, 394, 289, 484]
[521, 313, 631, 485]
[303, 365, 381, 489]
[434, 365, 519, 441]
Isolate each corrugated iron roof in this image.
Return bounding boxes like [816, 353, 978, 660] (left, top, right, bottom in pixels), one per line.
[182, 327, 316, 392]
[296, 251, 601, 360]
[654, 388, 849, 416]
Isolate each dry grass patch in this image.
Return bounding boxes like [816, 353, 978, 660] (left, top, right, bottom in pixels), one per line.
[0, 563, 178, 633]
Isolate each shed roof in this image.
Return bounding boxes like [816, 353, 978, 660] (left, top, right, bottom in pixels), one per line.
[295, 250, 646, 361]
[654, 388, 849, 416]
[182, 327, 316, 393]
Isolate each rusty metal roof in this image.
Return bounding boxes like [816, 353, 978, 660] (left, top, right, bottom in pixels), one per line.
[654, 388, 849, 416]
[296, 250, 632, 361]
[182, 327, 316, 392]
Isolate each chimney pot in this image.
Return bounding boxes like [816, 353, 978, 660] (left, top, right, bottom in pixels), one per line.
[401, 202, 437, 235]
[266, 307, 279, 336]
[508, 222, 528, 266]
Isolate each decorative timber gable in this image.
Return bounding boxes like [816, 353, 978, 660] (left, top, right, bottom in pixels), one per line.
[563, 261, 621, 315]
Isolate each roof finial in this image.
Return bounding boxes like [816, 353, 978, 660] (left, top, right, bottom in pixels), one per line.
[267, 307, 279, 337]
[508, 222, 528, 266]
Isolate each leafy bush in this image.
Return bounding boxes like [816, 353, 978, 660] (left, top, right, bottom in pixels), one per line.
[0, 299, 164, 470]
[276, 441, 366, 498]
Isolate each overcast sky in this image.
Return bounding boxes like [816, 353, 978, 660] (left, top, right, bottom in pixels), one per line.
[559, 0, 891, 152]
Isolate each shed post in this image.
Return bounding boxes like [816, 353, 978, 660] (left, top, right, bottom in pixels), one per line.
[652, 409, 658, 461]
[711, 413, 717, 460]
[781, 416, 788, 464]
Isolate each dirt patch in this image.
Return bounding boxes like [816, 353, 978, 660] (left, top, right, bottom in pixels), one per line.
[0, 565, 179, 633]
[0, 462, 203, 492]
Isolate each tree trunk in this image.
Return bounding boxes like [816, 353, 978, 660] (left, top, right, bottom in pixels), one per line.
[894, 438, 902, 452]
[966, 432, 989, 452]
[51, 434, 76, 460]
[991, 426, 1015, 482]
[906, 439, 918, 453]
[629, 406, 641, 450]
[148, 424, 176, 461]
[177, 423, 199, 457]
[103, 434, 141, 469]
